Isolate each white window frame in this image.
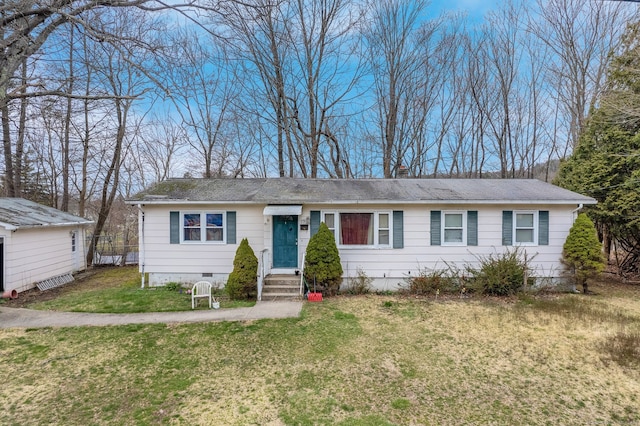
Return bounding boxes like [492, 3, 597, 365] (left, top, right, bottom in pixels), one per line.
[441, 211, 467, 246]
[377, 212, 391, 247]
[323, 212, 337, 239]
[513, 211, 537, 245]
[322, 211, 392, 249]
[181, 211, 226, 244]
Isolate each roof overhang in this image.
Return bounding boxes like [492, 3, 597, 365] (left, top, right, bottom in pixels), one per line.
[129, 199, 596, 206]
[263, 205, 303, 216]
[0, 221, 17, 231]
[0, 220, 94, 231]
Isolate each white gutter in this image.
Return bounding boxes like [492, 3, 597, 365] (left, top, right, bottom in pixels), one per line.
[0, 221, 17, 231]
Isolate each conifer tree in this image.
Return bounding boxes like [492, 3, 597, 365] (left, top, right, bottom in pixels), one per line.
[226, 238, 258, 300]
[556, 22, 640, 275]
[304, 222, 343, 295]
[562, 213, 605, 293]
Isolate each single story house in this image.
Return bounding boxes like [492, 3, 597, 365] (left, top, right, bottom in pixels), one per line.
[0, 198, 93, 295]
[127, 178, 596, 295]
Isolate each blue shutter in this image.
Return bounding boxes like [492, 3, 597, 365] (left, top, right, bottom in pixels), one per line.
[310, 210, 321, 236]
[170, 211, 180, 244]
[502, 211, 513, 245]
[227, 211, 236, 244]
[393, 211, 404, 249]
[430, 211, 441, 246]
[538, 211, 549, 245]
[467, 211, 478, 246]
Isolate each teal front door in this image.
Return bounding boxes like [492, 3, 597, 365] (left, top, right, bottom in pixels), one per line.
[273, 215, 298, 268]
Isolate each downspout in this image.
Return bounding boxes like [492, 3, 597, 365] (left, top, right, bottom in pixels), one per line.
[137, 204, 146, 288]
[571, 203, 584, 221]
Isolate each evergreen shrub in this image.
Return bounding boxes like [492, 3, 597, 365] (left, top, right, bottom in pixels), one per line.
[304, 222, 343, 296]
[226, 238, 258, 300]
[562, 213, 605, 293]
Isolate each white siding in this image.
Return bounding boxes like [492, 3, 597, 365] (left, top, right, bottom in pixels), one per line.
[2, 226, 86, 293]
[300, 204, 575, 287]
[141, 204, 265, 285]
[141, 203, 579, 289]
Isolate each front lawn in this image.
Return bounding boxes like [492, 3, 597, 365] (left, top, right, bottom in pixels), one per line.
[0, 277, 639, 425]
[3, 266, 254, 313]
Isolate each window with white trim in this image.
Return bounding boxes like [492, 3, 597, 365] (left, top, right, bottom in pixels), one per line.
[322, 211, 392, 247]
[514, 211, 536, 244]
[182, 212, 225, 243]
[378, 213, 390, 245]
[324, 213, 336, 238]
[442, 211, 466, 245]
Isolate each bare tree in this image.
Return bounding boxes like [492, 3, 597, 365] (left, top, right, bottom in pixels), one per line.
[217, 0, 366, 178]
[287, 0, 366, 177]
[82, 8, 161, 265]
[163, 28, 241, 178]
[133, 116, 186, 186]
[530, 0, 637, 155]
[216, 0, 297, 176]
[0, 0, 198, 197]
[416, 16, 465, 178]
[454, 2, 559, 179]
[363, 0, 432, 178]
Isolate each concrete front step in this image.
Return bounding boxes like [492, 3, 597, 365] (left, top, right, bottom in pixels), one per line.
[262, 275, 303, 301]
[264, 274, 303, 286]
[262, 286, 300, 295]
[261, 293, 303, 301]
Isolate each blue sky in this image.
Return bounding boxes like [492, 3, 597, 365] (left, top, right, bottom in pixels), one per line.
[430, 0, 501, 19]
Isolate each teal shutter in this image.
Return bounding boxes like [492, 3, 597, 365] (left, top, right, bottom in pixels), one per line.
[226, 211, 236, 244]
[430, 211, 441, 246]
[502, 211, 513, 245]
[393, 211, 404, 249]
[538, 211, 549, 245]
[170, 211, 180, 244]
[467, 211, 478, 246]
[310, 210, 321, 236]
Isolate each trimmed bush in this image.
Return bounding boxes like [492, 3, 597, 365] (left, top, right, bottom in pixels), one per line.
[562, 213, 605, 294]
[467, 249, 530, 296]
[304, 222, 343, 296]
[226, 238, 258, 300]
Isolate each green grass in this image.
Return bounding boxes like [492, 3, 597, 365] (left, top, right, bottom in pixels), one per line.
[28, 267, 255, 313]
[1, 275, 639, 425]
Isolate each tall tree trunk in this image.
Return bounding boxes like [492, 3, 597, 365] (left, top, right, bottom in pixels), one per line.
[61, 24, 75, 212]
[14, 60, 29, 198]
[86, 102, 127, 266]
[1, 98, 14, 197]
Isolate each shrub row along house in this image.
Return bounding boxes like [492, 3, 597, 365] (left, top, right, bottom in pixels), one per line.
[127, 178, 595, 297]
[0, 198, 93, 295]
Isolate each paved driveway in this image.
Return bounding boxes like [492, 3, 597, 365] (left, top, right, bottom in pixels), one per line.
[0, 301, 303, 329]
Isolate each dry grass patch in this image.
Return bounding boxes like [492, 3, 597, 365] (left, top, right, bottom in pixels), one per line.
[1, 284, 640, 425]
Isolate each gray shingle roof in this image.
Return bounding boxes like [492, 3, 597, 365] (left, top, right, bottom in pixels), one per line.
[0, 198, 93, 230]
[127, 178, 596, 205]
